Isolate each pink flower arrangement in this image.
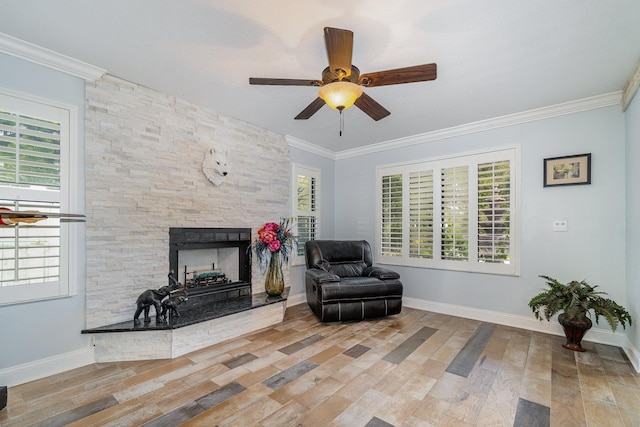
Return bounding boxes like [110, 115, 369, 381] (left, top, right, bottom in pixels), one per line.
[257, 222, 278, 246]
[253, 218, 297, 272]
[268, 240, 281, 252]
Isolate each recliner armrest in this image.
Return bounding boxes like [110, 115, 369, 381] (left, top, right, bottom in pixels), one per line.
[363, 266, 400, 280]
[306, 268, 341, 283]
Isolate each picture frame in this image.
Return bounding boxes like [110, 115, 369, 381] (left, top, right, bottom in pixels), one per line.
[543, 153, 591, 187]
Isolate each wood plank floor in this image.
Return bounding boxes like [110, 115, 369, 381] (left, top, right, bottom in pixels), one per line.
[1, 304, 639, 426]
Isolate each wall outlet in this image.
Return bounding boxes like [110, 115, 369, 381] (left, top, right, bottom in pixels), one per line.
[552, 220, 568, 232]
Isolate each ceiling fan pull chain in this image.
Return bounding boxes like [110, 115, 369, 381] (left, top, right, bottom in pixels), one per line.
[339, 108, 344, 136]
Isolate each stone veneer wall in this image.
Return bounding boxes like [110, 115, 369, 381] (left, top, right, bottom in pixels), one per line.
[85, 75, 290, 329]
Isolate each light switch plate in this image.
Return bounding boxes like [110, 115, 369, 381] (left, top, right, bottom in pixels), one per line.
[552, 220, 568, 232]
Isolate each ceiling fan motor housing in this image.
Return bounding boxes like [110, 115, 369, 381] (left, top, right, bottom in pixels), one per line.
[321, 65, 360, 85]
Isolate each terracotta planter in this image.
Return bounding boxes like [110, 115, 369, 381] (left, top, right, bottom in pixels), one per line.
[558, 313, 592, 352]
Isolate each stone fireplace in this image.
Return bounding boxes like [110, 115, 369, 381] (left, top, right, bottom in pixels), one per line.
[83, 74, 292, 362]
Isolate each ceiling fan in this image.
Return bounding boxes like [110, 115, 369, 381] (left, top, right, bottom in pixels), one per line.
[0, 208, 85, 226]
[249, 27, 437, 122]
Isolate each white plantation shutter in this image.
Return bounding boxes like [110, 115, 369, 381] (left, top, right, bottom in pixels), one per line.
[296, 215, 316, 256]
[376, 146, 518, 276]
[292, 164, 320, 263]
[380, 173, 403, 257]
[0, 91, 75, 305]
[440, 165, 469, 261]
[0, 111, 61, 189]
[477, 160, 511, 263]
[0, 110, 62, 287]
[0, 200, 61, 285]
[409, 170, 433, 259]
[296, 174, 317, 255]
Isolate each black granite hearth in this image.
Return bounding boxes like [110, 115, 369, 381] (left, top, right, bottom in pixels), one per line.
[81, 288, 288, 333]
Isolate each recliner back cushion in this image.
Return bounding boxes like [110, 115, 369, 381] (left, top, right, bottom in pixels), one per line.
[327, 261, 368, 277]
[305, 240, 373, 277]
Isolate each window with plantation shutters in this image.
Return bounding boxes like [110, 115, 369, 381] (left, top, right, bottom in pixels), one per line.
[292, 164, 320, 264]
[0, 91, 76, 305]
[376, 146, 519, 276]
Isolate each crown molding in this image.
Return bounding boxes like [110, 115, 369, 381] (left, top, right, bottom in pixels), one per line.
[622, 58, 640, 112]
[286, 135, 336, 160]
[334, 92, 621, 160]
[289, 92, 621, 160]
[0, 32, 106, 81]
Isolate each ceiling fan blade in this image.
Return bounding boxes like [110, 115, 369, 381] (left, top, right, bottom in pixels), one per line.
[295, 97, 326, 120]
[249, 77, 322, 86]
[0, 208, 85, 225]
[324, 27, 354, 77]
[359, 63, 437, 87]
[0, 210, 85, 218]
[354, 92, 391, 121]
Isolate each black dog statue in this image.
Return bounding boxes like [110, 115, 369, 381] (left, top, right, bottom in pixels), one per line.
[161, 294, 188, 321]
[134, 285, 173, 324]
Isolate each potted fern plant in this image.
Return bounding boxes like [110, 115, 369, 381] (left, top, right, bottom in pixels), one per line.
[528, 275, 632, 351]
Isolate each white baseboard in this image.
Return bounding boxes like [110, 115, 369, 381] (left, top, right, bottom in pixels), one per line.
[286, 292, 307, 307]
[0, 346, 95, 387]
[403, 297, 640, 372]
[626, 340, 640, 372]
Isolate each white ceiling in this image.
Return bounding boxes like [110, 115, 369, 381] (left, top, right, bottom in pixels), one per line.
[2, 1, 640, 153]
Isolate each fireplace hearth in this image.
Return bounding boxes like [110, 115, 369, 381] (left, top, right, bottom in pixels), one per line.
[82, 288, 288, 332]
[82, 226, 289, 362]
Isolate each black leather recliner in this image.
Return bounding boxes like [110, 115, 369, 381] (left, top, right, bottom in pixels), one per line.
[305, 240, 403, 322]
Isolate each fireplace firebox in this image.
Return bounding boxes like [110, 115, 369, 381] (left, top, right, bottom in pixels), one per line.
[169, 227, 252, 299]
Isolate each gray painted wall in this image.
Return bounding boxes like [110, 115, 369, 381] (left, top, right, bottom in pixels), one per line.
[0, 54, 88, 369]
[625, 92, 640, 352]
[334, 106, 628, 332]
[288, 147, 335, 298]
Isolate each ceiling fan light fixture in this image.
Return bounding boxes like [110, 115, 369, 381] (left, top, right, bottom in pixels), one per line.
[318, 81, 363, 111]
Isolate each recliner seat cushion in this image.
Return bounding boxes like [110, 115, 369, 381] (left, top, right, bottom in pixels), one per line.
[314, 277, 403, 303]
[319, 298, 402, 322]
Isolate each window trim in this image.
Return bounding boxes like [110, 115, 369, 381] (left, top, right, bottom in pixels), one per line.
[291, 163, 320, 266]
[0, 89, 79, 305]
[375, 145, 520, 276]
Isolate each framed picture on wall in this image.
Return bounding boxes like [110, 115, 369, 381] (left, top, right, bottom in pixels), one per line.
[543, 153, 591, 187]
